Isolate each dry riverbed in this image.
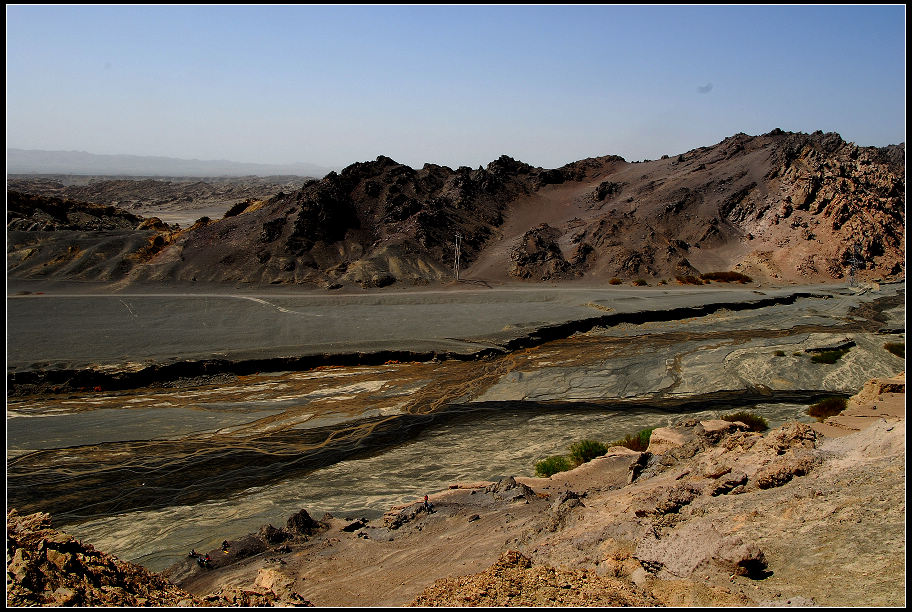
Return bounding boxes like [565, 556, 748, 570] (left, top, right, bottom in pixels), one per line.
[172, 374, 908, 606]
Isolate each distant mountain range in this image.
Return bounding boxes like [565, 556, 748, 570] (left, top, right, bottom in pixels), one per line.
[7, 148, 334, 178]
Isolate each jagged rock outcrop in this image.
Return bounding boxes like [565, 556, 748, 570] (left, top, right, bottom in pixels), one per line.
[136, 154, 547, 287]
[509, 223, 572, 280]
[7, 509, 202, 607]
[562, 130, 904, 283]
[484, 476, 537, 501]
[285, 508, 326, 536]
[6, 190, 146, 232]
[5, 509, 315, 607]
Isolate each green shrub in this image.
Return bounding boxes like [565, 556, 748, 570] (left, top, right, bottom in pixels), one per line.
[774, 350, 786, 357]
[884, 342, 904, 358]
[610, 427, 655, 452]
[807, 397, 848, 420]
[721, 411, 768, 432]
[609, 277, 623, 285]
[535, 455, 572, 477]
[633, 278, 648, 286]
[700, 271, 753, 284]
[568, 439, 608, 466]
[810, 348, 850, 364]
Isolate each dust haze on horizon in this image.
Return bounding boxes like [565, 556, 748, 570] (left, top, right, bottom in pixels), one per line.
[6, 5, 906, 172]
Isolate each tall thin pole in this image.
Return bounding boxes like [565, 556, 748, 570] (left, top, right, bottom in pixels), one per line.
[847, 241, 860, 287]
[454, 233, 462, 281]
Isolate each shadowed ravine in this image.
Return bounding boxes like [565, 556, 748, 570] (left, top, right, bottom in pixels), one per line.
[5, 282, 904, 572]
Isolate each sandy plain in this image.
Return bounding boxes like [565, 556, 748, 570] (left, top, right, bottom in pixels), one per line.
[6, 278, 881, 374]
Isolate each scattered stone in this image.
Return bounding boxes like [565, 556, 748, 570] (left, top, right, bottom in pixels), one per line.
[411, 550, 656, 607]
[383, 503, 425, 530]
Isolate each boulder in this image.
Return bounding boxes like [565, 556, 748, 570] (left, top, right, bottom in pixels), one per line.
[485, 476, 536, 502]
[759, 423, 818, 455]
[646, 427, 693, 455]
[258, 524, 291, 544]
[285, 508, 323, 536]
[634, 521, 767, 579]
[753, 450, 820, 489]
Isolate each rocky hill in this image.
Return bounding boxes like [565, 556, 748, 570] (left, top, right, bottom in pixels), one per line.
[7, 130, 905, 287]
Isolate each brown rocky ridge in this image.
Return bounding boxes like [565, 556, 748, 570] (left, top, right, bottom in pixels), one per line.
[7, 129, 904, 289]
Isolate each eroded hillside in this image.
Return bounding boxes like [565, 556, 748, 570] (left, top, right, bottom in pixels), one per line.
[7, 130, 904, 288]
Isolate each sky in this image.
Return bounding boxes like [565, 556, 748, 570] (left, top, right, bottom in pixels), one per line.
[6, 4, 907, 170]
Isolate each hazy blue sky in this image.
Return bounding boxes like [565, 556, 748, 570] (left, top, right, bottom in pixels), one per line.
[6, 4, 906, 169]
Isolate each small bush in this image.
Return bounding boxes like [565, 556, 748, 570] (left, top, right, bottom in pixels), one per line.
[535, 455, 572, 477]
[807, 397, 848, 420]
[568, 439, 608, 466]
[610, 427, 654, 452]
[633, 278, 648, 286]
[810, 348, 849, 364]
[721, 411, 768, 432]
[675, 275, 704, 285]
[609, 277, 623, 285]
[884, 342, 904, 358]
[700, 271, 753, 284]
[774, 350, 786, 357]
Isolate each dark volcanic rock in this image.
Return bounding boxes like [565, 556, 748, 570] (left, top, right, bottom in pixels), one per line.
[285, 508, 325, 536]
[144, 154, 540, 287]
[6, 190, 146, 232]
[510, 224, 571, 280]
[258, 524, 293, 544]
